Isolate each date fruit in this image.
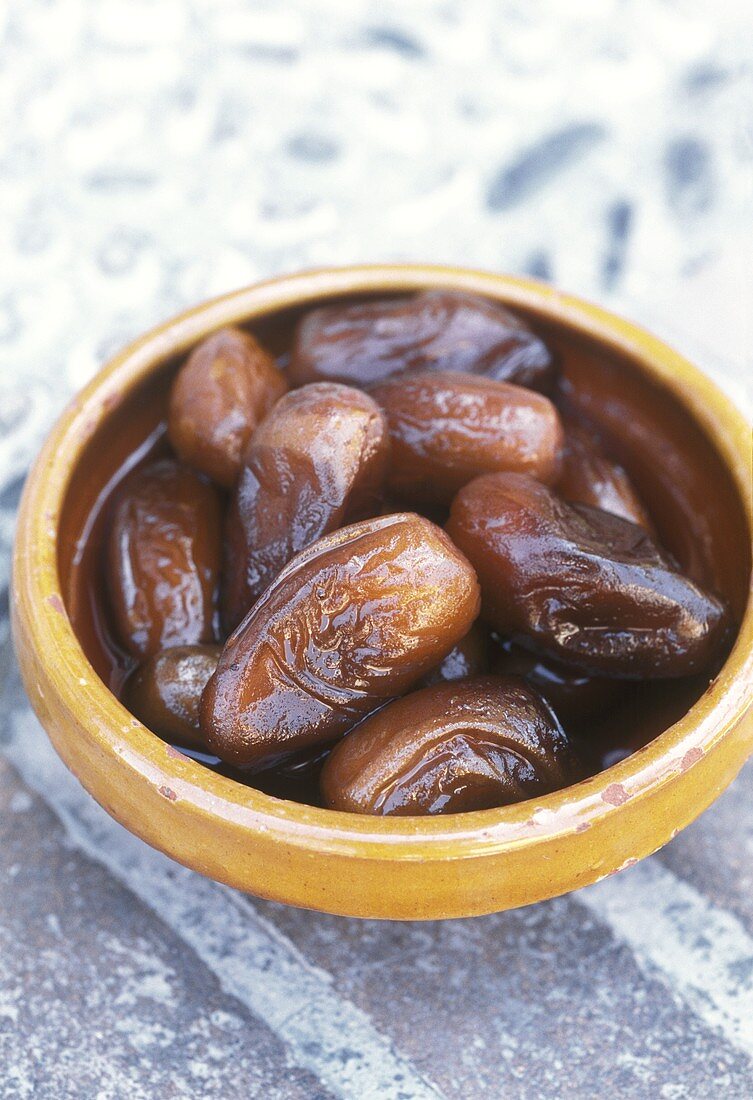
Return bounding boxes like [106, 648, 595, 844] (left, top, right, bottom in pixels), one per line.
[125, 644, 221, 749]
[107, 459, 222, 657]
[222, 382, 389, 631]
[420, 624, 489, 687]
[446, 472, 729, 679]
[320, 676, 581, 815]
[168, 326, 288, 488]
[289, 290, 555, 391]
[558, 415, 653, 529]
[201, 513, 481, 769]
[370, 371, 563, 505]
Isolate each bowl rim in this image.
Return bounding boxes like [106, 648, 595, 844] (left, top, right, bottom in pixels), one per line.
[12, 263, 753, 862]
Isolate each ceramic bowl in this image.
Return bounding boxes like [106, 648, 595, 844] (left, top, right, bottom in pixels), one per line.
[12, 265, 753, 919]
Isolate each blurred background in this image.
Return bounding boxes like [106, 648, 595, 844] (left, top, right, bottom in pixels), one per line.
[1, 3, 752, 1098]
[1, 1, 751, 488]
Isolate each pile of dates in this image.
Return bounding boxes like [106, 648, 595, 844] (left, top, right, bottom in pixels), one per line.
[109, 291, 731, 816]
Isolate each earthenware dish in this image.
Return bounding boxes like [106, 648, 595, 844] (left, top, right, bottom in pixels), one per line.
[12, 265, 753, 919]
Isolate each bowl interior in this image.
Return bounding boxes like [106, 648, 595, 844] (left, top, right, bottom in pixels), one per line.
[56, 281, 751, 813]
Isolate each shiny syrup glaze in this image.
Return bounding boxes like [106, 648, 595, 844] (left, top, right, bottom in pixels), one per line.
[320, 676, 581, 815]
[556, 410, 654, 530]
[106, 458, 223, 658]
[202, 512, 481, 771]
[369, 370, 563, 505]
[60, 295, 750, 805]
[222, 382, 389, 632]
[168, 326, 289, 489]
[446, 472, 730, 679]
[289, 289, 556, 391]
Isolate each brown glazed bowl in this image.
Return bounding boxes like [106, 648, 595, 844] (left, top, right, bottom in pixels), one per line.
[12, 265, 753, 919]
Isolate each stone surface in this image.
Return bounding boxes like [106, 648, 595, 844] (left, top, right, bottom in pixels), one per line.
[258, 874, 753, 1099]
[0, 757, 332, 1100]
[1, 1, 752, 1097]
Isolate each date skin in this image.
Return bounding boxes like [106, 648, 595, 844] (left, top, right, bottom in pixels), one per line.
[490, 636, 627, 726]
[125, 644, 221, 749]
[370, 371, 563, 506]
[107, 459, 222, 658]
[201, 513, 481, 770]
[320, 676, 582, 816]
[446, 472, 730, 679]
[558, 370, 733, 594]
[168, 327, 288, 488]
[558, 415, 653, 529]
[420, 623, 489, 687]
[289, 290, 555, 391]
[222, 383, 389, 631]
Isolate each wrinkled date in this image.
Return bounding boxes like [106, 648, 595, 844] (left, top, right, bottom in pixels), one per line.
[490, 636, 627, 726]
[320, 675, 582, 815]
[370, 370, 563, 505]
[558, 415, 653, 529]
[125, 644, 221, 748]
[168, 326, 288, 488]
[289, 290, 555, 391]
[446, 472, 729, 679]
[201, 513, 480, 769]
[222, 383, 389, 631]
[107, 459, 222, 657]
[420, 623, 489, 687]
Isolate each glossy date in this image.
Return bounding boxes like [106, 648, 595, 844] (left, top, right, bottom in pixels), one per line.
[201, 513, 481, 769]
[168, 326, 288, 488]
[419, 623, 489, 687]
[222, 382, 389, 631]
[320, 675, 581, 815]
[289, 290, 555, 391]
[446, 472, 729, 679]
[557, 414, 653, 529]
[125, 644, 221, 749]
[107, 459, 222, 658]
[370, 371, 563, 505]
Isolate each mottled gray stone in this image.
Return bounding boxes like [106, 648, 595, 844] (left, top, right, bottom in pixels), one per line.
[361, 26, 425, 58]
[256, 876, 753, 1099]
[665, 137, 714, 216]
[486, 123, 608, 212]
[658, 755, 753, 939]
[0, 757, 332, 1100]
[602, 199, 634, 289]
